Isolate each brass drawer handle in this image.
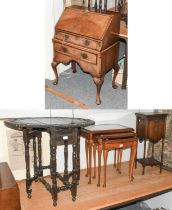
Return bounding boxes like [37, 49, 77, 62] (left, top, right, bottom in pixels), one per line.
[61, 47, 68, 53]
[84, 39, 90, 46]
[81, 53, 88, 59]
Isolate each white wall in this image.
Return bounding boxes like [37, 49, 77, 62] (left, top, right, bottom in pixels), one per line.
[45, 0, 71, 80]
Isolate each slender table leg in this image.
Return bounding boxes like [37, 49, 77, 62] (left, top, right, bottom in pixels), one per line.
[50, 130, 58, 206]
[85, 139, 89, 177]
[97, 139, 102, 187]
[93, 142, 97, 179]
[129, 141, 137, 181]
[33, 136, 38, 181]
[64, 140, 68, 181]
[38, 134, 43, 176]
[103, 149, 108, 187]
[71, 128, 79, 201]
[88, 134, 93, 184]
[23, 129, 32, 198]
[77, 129, 81, 183]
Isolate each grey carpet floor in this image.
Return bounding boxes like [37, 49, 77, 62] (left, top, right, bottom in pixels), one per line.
[45, 67, 127, 109]
[45, 43, 127, 109]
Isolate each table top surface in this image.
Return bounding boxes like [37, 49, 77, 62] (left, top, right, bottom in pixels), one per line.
[4, 117, 95, 129]
[82, 124, 133, 133]
[135, 112, 168, 117]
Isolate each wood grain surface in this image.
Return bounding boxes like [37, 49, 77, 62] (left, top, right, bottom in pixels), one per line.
[18, 162, 172, 210]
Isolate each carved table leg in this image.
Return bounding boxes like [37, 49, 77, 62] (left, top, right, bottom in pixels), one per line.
[76, 129, 80, 183]
[64, 140, 68, 181]
[50, 130, 58, 206]
[38, 134, 43, 176]
[23, 130, 32, 198]
[33, 136, 38, 181]
[112, 63, 120, 89]
[71, 129, 78, 201]
[71, 61, 77, 73]
[93, 77, 104, 105]
[51, 61, 59, 85]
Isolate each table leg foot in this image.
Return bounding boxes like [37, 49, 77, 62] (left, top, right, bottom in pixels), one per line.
[93, 76, 104, 105]
[51, 61, 59, 85]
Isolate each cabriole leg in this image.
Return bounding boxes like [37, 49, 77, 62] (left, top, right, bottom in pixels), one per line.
[93, 76, 104, 105]
[51, 61, 59, 85]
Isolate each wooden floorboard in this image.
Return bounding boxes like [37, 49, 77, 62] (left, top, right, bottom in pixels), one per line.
[18, 162, 172, 210]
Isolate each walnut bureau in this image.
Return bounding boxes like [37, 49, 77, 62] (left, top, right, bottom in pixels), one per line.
[52, 6, 120, 105]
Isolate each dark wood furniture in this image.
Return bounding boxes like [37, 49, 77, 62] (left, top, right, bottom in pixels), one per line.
[96, 126, 137, 187]
[80, 124, 135, 185]
[52, 6, 120, 105]
[135, 112, 168, 175]
[0, 162, 21, 210]
[4, 117, 94, 206]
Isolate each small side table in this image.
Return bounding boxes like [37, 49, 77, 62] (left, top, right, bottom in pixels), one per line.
[96, 131, 137, 187]
[135, 112, 168, 175]
[80, 124, 134, 184]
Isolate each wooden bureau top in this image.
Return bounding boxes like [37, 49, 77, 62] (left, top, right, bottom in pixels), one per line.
[55, 6, 120, 40]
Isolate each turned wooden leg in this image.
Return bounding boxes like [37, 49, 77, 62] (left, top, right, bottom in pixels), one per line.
[88, 136, 93, 184]
[97, 140, 102, 187]
[129, 143, 137, 181]
[51, 61, 59, 85]
[112, 63, 120, 89]
[117, 149, 123, 174]
[114, 149, 117, 168]
[93, 143, 97, 179]
[71, 61, 77, 73]
[93, 77, 104, 105]
[103, 149, 108, 187]
[85, 139, 89, 177]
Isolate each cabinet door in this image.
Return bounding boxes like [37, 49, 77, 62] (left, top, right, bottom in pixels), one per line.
[136, 117, 145, 140]
[147, 119, 165, 142]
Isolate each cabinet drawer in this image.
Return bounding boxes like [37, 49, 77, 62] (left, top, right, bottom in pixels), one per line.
[55, 30, 101, 51]
[54, 42, 97, 64]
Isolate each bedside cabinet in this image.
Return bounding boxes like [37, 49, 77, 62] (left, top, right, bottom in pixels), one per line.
[135, 112, 168, 175]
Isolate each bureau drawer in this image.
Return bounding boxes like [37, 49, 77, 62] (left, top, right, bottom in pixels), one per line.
[54, 42, 97, 64]
[55, 30, 101, 51]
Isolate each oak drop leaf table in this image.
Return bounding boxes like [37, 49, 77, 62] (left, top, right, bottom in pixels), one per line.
[4, 117, 94, 206]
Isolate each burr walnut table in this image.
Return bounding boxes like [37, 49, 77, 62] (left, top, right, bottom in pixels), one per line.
[4, 117, 94, 206]
[52, 6, 120, 105]
[135, 112, 168, 175]
[80, 124, 135, 185]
